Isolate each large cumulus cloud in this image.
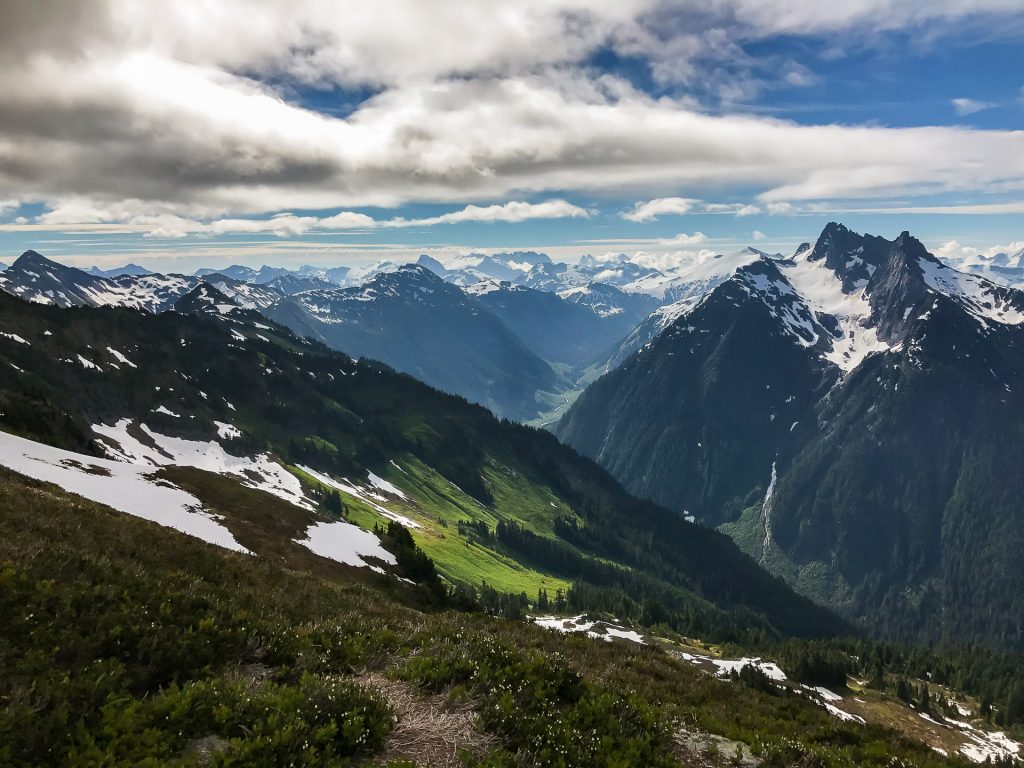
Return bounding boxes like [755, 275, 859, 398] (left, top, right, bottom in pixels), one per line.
[0, 0, 1022, 228]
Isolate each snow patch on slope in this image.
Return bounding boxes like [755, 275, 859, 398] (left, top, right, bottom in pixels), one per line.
[92, 419, 310, 509]
[0, 429, 249, 553]
[298, 464, 421, 529]
[367, 470, 408, 500]
[532, 615, 645, 644]
[918, 257, 1024, 327]
[779, 250, 891, 372]
[293, 520, 397, 571]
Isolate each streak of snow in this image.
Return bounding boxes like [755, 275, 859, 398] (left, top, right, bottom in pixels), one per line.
[368, 471, 408, 499]
[297, 464, 421, 529]
[76, 354, 101, 371]
[812, 686, 843, 703]
[106, 347, 137, 367]
[1, 331, 30, 345]
[823, 702, 866, 724]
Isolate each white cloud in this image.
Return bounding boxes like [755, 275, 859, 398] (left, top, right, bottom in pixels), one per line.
[1, 1, 1023, 226]
[31, 199, 588, 237]
[752, 230, 766, 240]
[318, 211, 378, 229]
[383, 200, 589, 227]
[934, 239, 1024, 262]
[702, 202, 763, 216]
[764, 201, 796, 215]
[622, 197, 699, 222]
[628, 248, 719, 270]
[952, 98, 994, 116]
[658, 231, 707, 246]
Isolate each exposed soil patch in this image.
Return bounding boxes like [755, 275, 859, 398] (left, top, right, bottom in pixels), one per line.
[359, 671, 495, 768]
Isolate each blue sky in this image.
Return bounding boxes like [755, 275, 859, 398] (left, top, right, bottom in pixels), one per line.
[1, 1, 1022, 272]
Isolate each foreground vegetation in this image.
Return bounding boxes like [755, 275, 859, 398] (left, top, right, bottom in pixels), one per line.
[0, 467, 980, 768]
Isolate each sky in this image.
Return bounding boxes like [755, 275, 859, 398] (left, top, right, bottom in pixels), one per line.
[0, 0, 1022, 273]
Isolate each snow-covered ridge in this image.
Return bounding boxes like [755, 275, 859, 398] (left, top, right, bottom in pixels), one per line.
[918, 256, 1024, 327]
[735, 266, 824, 349]
[465, 278, 507, 296]
[624, 248, 765, 302]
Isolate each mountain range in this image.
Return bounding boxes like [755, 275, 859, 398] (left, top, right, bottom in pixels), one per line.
[0, 250, 653, 421]
[558, 223, 1024, 648]
[6, 226, 1024, 649]
[0, 278, 842, 642]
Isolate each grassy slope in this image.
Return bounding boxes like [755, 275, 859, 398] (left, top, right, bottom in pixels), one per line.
[293, 458, 572, 596]
[0, 467, 967, 768]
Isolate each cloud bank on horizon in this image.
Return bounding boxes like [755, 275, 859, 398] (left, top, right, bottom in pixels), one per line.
[0, 0, 1022, 267]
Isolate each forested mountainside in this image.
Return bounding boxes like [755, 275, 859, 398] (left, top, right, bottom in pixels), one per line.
[0, 287, 843, 642]
[559, 223, 1024, 650]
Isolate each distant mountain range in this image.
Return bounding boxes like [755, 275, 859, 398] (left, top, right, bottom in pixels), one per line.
[0, 250, 662, 421]
[558, 223, 1024, 648]
[940, 246, 1024, 288]
[87, 263, 152, 278]
[261, 266, 565, 421]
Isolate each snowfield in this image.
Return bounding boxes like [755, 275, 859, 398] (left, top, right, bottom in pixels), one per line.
[918, 256, 1024, 328]
[0, 426, 403, 574]
[779, 249, 891, 372]
[918, 712, 1023, 763]
[0, 429, 249, 553]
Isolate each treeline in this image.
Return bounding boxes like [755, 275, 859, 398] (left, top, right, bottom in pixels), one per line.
[484, 519, 795, 645]
[734, 635, 1024, 727]
[452, 515, 1024, 727]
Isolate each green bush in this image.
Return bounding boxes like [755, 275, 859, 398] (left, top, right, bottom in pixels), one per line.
[64, 674, 392, 767]
[398, 633, 676, 768]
